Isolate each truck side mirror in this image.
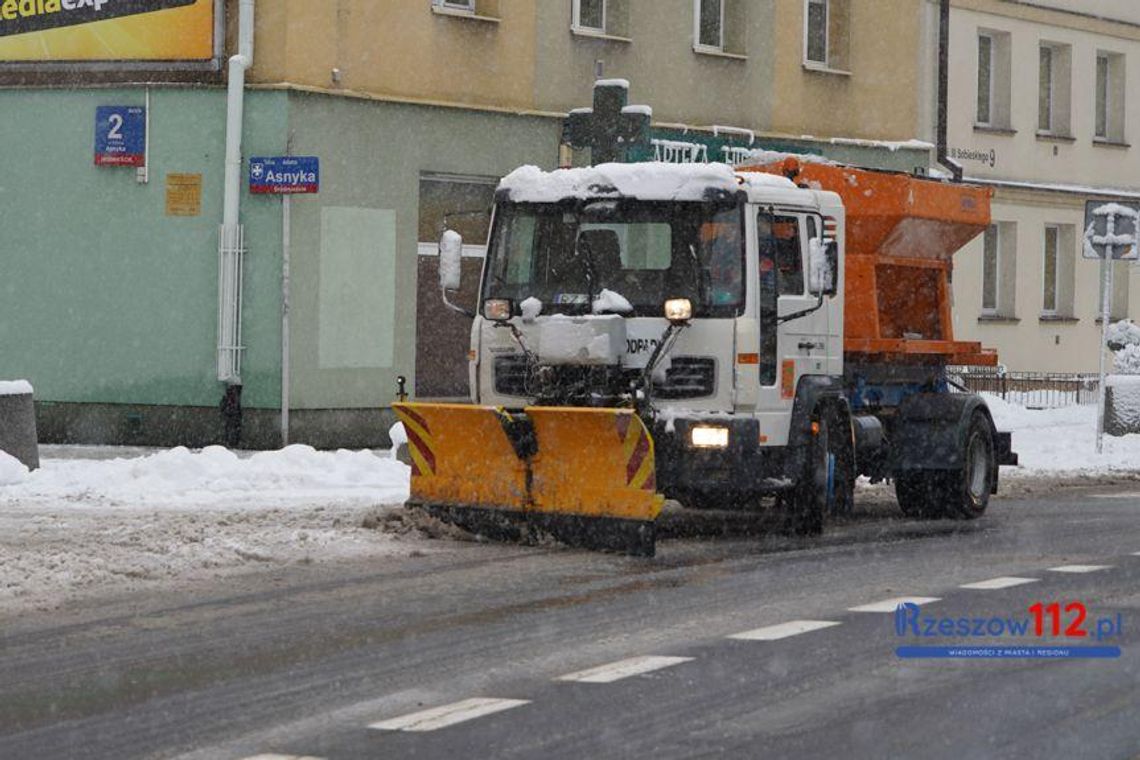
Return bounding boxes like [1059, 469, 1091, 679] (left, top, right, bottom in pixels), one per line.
[439, 229, 463, 291]
[808, 237, 838, 298]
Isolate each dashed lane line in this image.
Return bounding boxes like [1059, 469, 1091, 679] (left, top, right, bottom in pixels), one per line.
[848, 596, 940, 613]
[1048, 565, 1114, 573]
[728, 620, 842, 641]
[240, 755, 326, 760]
[959, 577, 1040, 590]
[555, 656, 694, 684]
[369, 698, 531, 732]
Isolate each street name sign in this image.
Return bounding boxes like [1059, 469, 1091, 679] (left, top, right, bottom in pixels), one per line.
[249, 156, 320, 195]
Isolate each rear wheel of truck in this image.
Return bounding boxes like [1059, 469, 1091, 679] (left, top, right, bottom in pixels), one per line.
[895, 411, 994, 520]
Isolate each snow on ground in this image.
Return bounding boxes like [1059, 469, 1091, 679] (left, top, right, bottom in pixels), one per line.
[2, 396, 1139, 615]
[0, 445, 457, 616]
[983, 393, 1140, 476]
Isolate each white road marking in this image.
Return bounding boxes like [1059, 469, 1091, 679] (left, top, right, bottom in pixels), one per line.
[1048, 565, 1113, 573]
[848, 596, 940, 613]
[555, 655, 693, 683]
[728, 620, 842, 641]
[959, 577, 1039, 590]
[369, 698, 530, 732]
[1132, 552, 1140, 556]
[240, 755, 326, 760]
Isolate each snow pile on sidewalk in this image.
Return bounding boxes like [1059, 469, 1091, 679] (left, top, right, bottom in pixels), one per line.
[983, 393, 1140, 477]
[0, 446, 428, 616]
[1, 444, 409, 508]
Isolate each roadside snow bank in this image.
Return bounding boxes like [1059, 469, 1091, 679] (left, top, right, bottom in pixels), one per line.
[0, 444, 409, 508]
[0, 450, 28, 486]
[0, 379, 33, 396]
[983, 393, 1140, 476]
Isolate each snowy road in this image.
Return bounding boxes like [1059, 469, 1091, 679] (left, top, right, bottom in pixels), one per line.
[0, 483, 1137, 759]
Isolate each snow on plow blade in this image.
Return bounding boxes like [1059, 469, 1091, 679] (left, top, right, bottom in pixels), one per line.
[392, 403, 665, 556]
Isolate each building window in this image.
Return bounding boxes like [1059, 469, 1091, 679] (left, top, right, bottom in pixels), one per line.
[1042, 224, 1059, 314]
[1038, 46, 1053, 133]
[1041, 224, 1075, 317]
[977, 34, 993, 125]
[574, 0, 605, 32]
[1038, 42, 1072, 136]
[981, 222, 1016, 317]
[982, 224, 999, 314]
[1095, 51, 1126, 143]
[438, 0, 474, 10]
[805, 0, 827, 65]
[976, 29, 1011, 129]
[696, 0, 724, 51]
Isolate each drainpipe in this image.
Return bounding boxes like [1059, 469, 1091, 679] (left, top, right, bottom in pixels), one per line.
[936, 0, 962, 182]
[218, 0, 254, 385]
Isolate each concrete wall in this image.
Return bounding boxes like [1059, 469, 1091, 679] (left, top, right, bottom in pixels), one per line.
[0, 87, 286, 410]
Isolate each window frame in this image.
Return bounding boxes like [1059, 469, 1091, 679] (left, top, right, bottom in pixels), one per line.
[572, 0, 607, 33]
[981, 224, 1000, 316]
[435, 0, 475, 12]
[803, 0, 829, 67]
[1042, 224, 1060, 316]
[694, 0, 725, 53]
[976, 33, 994, 127]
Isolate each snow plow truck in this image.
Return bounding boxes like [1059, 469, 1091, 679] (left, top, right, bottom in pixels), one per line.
[394, 156, 1017, 556]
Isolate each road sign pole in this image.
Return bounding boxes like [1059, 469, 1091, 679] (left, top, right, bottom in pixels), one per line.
[1096, 255, 1113, 454]
[281, 194, 291, 448]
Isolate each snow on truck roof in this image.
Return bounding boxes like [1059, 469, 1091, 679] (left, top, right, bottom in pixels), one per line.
[498, 162, 798, 204]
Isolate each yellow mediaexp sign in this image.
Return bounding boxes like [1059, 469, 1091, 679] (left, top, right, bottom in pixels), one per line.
[0, 0, 215, 62]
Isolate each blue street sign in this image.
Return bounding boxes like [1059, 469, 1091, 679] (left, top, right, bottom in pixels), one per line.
[249, 156, 320, 195]
[94, 106, 146, 167]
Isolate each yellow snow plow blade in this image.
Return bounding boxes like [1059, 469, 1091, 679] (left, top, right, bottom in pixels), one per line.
[392, 403, 665, 555]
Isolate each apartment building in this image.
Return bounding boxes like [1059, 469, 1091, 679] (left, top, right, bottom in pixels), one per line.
[946, 0, 1140, 372]
[0, 0, 933, 447]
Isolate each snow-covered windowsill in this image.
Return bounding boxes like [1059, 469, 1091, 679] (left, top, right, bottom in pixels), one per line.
[1039, 314, 1079, 323]
[1036, 131, 1076, 143]
[973, 124, 1016, 136]
[571, 27, 632, 43]
[693, 45, 748, 61]
[1093, 138, 1131, 150]
[431, 6, 500, 23]
[802, 62, 851, 77]
[978, 314, 1020, 324]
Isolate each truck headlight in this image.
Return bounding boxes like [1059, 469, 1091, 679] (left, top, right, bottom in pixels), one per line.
[664, 298, 692, 324]
[483, 299, 512, 322]
[690, 425, 729, 448]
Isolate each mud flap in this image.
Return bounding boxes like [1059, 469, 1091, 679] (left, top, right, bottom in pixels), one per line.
[393, 403, 665, 556]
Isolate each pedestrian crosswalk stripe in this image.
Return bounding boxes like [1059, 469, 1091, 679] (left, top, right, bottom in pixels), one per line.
[556, 655, 693, 683]
[369, 698, 530, 732]
[1048, 565, 1113, 573]
[959, 577, 1039, 590]
[848, 596, 940, 613]
[728, 620, 841, 640]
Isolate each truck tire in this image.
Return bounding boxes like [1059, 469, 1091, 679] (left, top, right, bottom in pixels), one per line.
[782, 413, 829, 536]
[947, 411, 995, 519]
[894, 411, 994, 520]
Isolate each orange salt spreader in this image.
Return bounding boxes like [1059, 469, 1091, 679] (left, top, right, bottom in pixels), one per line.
[742, 157, 998, 367]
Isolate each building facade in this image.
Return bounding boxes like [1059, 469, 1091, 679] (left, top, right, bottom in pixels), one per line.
[945, 0, 1140, 373]
[1, 0, 935, 448]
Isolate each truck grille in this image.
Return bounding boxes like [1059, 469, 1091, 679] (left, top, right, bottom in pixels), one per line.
[653, 357, 716, 399]
[493, 355, 529, 397]
[492, 354, 716, 400]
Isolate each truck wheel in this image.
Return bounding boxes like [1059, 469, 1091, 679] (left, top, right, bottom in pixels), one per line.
[947, 411, 994, 519]
[783, 413, 828, 536]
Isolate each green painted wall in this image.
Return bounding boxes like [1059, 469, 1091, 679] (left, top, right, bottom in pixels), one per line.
[0, 87, 288, 409]
[283, 92, 562, 410]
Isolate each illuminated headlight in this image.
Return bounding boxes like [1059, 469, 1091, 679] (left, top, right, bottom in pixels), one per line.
[483, 299, 512, 322]
[664, 298, 693, 324]
[690, 425, 729, 448]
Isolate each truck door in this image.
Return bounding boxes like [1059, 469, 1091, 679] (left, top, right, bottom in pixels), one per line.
[754, 211, 829, 443]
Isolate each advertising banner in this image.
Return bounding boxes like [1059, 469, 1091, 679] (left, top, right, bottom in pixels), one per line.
[0, 0, 216, 62]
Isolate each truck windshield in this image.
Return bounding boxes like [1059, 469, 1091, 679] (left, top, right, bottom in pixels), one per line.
[482, 199, 744, 317]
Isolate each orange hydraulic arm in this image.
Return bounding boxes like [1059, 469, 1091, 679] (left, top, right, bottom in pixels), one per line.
[741, 158, 998, 367]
